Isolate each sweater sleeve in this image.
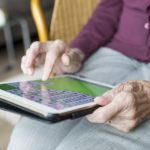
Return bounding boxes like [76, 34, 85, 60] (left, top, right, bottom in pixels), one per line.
[70, 0, 123, 58]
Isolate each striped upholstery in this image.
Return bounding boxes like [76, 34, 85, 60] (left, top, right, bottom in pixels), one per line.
[50, 0, 99, 44]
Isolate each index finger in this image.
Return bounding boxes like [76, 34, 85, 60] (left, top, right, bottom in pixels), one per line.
[42, 43, 61, 81]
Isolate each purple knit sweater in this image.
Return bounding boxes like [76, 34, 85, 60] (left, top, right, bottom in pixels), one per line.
[71, 0, 150, 62]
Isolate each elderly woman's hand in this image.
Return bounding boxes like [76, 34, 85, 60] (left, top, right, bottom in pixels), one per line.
[87, 80, 150, 132]
[21, 40, 85, 81]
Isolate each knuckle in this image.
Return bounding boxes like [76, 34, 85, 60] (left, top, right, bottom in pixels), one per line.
[114, 82, 137, 94]
[54, 40, 65, 47]
[66, 49, 80, 64]
[127, 92, 134, 100]
[125, 92, 136, 106]
[67, 50, 76, 59]
[30, 41, 40, 48]
[42, 41, 53, 50]
[55, 40, 67, 52]
[28, 44, 41, 56]
[123, 83, 134, 92]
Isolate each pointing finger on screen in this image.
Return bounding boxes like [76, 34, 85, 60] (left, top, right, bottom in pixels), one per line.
[42, 41, 66, 80]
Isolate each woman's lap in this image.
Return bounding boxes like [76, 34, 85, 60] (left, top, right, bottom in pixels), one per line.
[56, 118, 150, 150]
[8, 47, 150, 150]
[8, 117, 81, 150]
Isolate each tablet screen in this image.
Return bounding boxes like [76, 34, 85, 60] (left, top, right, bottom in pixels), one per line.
[0, 76, 111, 110]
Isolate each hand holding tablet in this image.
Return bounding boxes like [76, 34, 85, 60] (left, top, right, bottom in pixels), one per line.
[0, 41, 113, 122]
[0, 75, 113, 123]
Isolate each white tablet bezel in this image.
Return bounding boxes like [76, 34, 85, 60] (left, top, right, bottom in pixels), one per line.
[0, 75, 114, 117]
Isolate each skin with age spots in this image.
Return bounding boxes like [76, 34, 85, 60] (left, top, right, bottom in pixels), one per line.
[87, 80, 150, 132]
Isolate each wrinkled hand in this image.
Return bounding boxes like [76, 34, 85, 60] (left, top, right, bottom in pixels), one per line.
[87, 80, 150, 132]
[21, 40, 85, 80]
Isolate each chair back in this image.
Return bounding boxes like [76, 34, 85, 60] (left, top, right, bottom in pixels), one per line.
[31, 0, 99, 43]
[50, 0, 99, 44]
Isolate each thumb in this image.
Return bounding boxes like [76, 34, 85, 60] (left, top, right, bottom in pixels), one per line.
[94, 91, 113, 106]
[87, 92, 124, 123]
[61, 53, 70, 66]
[60, 48, 84, 73]
[94, 96, 111, 107]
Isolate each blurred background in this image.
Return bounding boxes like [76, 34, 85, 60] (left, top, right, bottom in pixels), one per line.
[0, 0, 54, 149]
[0, 0, 54, 81]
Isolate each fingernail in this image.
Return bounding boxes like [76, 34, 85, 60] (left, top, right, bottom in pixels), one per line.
[63, 55, 70, 66]
[94, 97, 102, 102]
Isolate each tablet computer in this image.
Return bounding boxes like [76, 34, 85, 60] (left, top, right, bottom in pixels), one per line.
[0, 75, 113, 123]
